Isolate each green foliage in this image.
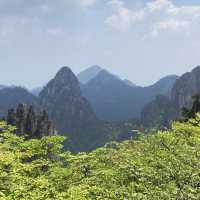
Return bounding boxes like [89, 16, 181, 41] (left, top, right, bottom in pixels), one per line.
[1, 115, 200, 199]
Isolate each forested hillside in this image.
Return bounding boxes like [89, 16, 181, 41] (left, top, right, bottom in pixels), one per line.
[1, 114, 200, 199]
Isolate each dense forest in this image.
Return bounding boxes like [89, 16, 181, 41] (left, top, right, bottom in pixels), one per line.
[1, 112, 200, 199]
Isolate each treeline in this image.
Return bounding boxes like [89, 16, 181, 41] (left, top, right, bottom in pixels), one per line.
[1, 114, 200, 199]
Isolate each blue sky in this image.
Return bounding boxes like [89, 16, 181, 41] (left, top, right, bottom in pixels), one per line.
[0, 0, 200, 89]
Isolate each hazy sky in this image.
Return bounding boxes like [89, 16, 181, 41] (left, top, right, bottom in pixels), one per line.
[0, 0, 200, 89]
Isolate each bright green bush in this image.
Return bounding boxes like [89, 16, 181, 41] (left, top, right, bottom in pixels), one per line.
[1, 114, 200, 199]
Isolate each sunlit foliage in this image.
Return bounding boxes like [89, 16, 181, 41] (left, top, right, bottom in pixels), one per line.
[1, 114, 200, 199]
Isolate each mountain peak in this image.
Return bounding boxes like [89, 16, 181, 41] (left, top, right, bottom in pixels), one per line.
[77, 65, 103, 84]
[89, 65, 102, 71]
[86, 69, 121, 86]
[55, 66, 74, 79]
[39, 66, 97, 137]
[40, 66, 81, 98]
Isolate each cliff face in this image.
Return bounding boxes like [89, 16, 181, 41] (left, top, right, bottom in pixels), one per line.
[141, 66, 200, 128]
[141, 95, 176, 128]
[39, 67, 97, 135]
[171, 66, 200, 116]
[6, 104, 56, 138]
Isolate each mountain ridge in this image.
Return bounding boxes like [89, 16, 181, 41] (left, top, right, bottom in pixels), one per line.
[82, 69, 178, 121]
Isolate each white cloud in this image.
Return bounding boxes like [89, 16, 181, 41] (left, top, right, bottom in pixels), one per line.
[106, 0, 145, 31]
[106, 0, 200, 35]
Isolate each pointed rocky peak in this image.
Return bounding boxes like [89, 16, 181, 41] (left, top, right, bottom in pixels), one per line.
[39, 66, 97, 136]
[77, 65, 103, 84]
[55, 66, 75, 79]
[40, 66, 81, 98]
[54, 66, 80, 89]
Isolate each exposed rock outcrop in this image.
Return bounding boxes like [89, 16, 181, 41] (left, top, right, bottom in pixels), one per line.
[141, 95, 176, 128]
[39, 67, 97, 135]
[7, 104, 56, 138]
[171, 66, 200, 116]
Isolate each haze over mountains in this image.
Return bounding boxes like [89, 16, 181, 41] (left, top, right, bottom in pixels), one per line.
[0, 65, 184, 124]
[1, 65, 200, 151]
[81, 66, 178, 120]
[0, 87, 37, 118]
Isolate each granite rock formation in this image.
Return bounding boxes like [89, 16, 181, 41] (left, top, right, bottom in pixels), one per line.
[141, 95, 176, 128]
[39, 66, 97, 136]
[171, 66, 200, 116]
[7, 104, 56, 138]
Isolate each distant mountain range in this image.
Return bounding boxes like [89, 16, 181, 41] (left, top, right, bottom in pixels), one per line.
[1, 65, 200, 151]
[0, 87, 38, 118]
[81, 66, 178, 121]
[0, 65, 179, 123]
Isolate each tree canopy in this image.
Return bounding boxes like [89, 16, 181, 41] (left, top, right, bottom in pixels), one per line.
[1, 115, 200, 199]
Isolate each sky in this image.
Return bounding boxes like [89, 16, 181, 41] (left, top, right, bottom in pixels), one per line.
[0, 0, 200, 89]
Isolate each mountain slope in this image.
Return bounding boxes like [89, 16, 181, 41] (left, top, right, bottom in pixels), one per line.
[140, 66, 200, 128]
[0, 87, 38, 118]
[82, 71, 178, 121]
[123, 79, 136, 88]
[82, 70, 137, 120]
[149, 75, 178, 97]
[39, 66, 97, 136]
[77, 65, 103, 84]
[141, 95, 176, 128]
[31, 87, 43, 96]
